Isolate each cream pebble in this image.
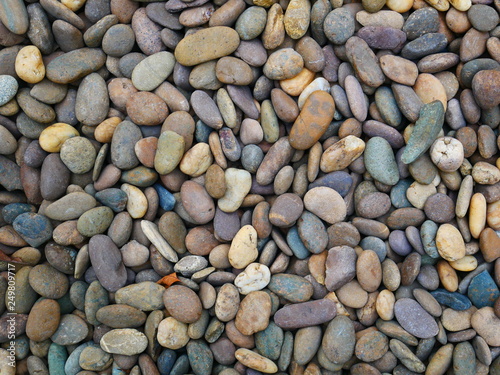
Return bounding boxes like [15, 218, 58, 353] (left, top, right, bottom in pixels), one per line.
[234, 263, 271, 294]
[430, 137, 464, 172]
[121, 183, 148, 219]
[218, 168, 252, 213]
[436, 223, 466, 261]
[235, 348, 278, 373]
[15, 46, 45, 84]
[228, 225, 258, 269]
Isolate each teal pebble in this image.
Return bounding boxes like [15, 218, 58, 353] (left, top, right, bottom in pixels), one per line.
[12, 212, 53, 247]
[255, 321, 284, 361]
[420, 220, 439, 258]
[57, 291, 76, 314]
[187, 340, 213, 375]
[268, 274, 313, 303]
[467, 270, 500, 308]
[360, 236, 386, 262]
[85, 280, 110, 326]
[286, 226, 310, 260]
[235, 6, 267, 40]
[195, 120, 212, 143]
[48, 343, 68, 375]
[64, 342, 96, 375]
[278, 331, 294, 372]
[14, 335, 29, 360]
[297, 211, 328, 254]
[375, 86, 402, 127]
[153, 183, 176, 211]
[170, 354, 190, 375]
[453, 341, 476, 375]
[364, 136, 399, 186]
[2, 203, 36, 224]
[430, 289, 472, 310]
[95, 188, 128, 212]
[70, 281, 89, 311]
[390, 179, 413, 208]
[0, 75, 18, 106]
[241, 144, 264, 174]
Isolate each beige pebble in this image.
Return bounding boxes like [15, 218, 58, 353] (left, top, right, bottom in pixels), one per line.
[386, 0, 413, 12]
[449, 255, 477, 271]
[157, 317, 189, 349]
[441, 307, 476, 332]
[406, 181, 437, 209]
[39, 123, 80, 152]
[436, 223, 466, 261]
[430, 137, 464, 172]
[304, 186, 346, 224]
[448, 0, 471, 11]
[234, 263, 271, 294]
[228, 225, 258, 269]
[307, 142, 322, 183]
[235, 348, 278, 373]
[61, 0, 86, 11]
[141, 220, 178, 262]
[15, 46, 45, 84]
[179, 142, 213, 177]
[456, 175, 473, 218]
[218, 168, 252, 213]
[469, 193, 486, 239]
[472, 161, 500, 185]
[121, 183, 148, 219]
[336, 280, 369, 308]
[376, 289, 395, 320]
[274, 166, 294, 195]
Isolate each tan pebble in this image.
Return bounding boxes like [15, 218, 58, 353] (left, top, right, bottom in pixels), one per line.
[437, 259, 459, 292]
[356, 250, 382, 293]
[413, 73, 448, 110]
[157, 317, 189, 349]
[376, 289, 395, 320]
[487, 200, 500, 230]
[336, 280, 368, 308]
[228, 225, 258, 269]
[94, 117, 121, 143]
[15, 46, 45, 84]
[406, 182, 437, 209]
[262, 3, 285, 50]
[134, 137, 158, 168]
[386, 0, 413, 12]
[304, 186, 346, 224]
[456, 175, 473, 218]
[280, 68, 315, 96]
[179, 142, 213, 177]
[436, 223, 466, 262]
[320, 135, 365, 173]
[235, 348, 277, 373]
[469, 193, 486, 239]
[141, 220, 178, 262]
[0, 98, 19, 116]
[445, 7, 471, 32]
[274, 166, 294, 195]
[426, 344, 453, 375]
[441, 307, 476, 332]
[39, 123, 80, 152]
[121, 183, 148, 219]
[382, 258, 401, 292]
[235, 291, 272, 335]
[205, 164, 227, 199]
[449, 255, 477, 271]
[472, 161, 500, 185]
[307, 142, 322, 183]
[471, 307, 500, 347]
[209, 132, 227, 169]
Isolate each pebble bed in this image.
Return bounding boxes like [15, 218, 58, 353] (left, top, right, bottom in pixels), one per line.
[0, 0, 500, 373]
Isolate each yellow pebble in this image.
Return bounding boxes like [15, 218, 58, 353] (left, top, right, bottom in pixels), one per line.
[449, 255, 478, 272]
[424, 0, 450, 11]
[15, 46, 45, 84]
[437, 260, 459, 292]
[469, 193, 487, 239]
[235, 349, 278, 373]
[61, 0, 87, 11]
[39, 123, 79, 152]
[376, 289, 395, 321]
[94, 117, 122, 143]
[448, 0, 471, 11]
[121, 183, 148, 219]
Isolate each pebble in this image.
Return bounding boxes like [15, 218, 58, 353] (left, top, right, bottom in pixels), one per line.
[100, 329, 148, 355]
[235, 291, 271, 335]
[394, 298, 439, 339]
